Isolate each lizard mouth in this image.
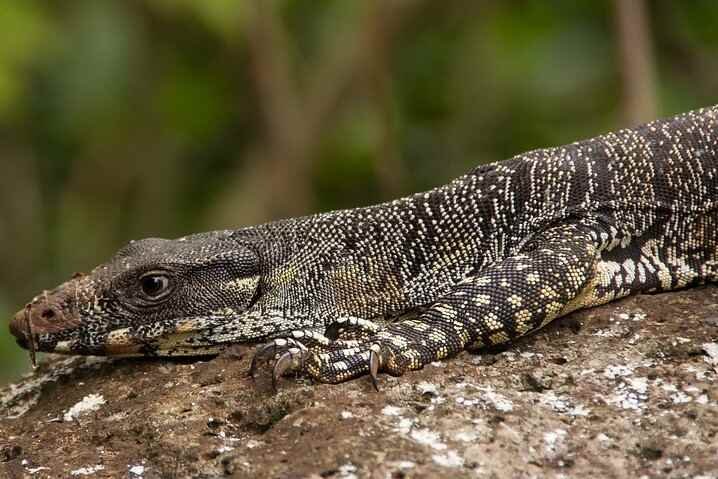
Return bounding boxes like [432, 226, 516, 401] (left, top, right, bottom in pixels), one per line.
[101, 317, 230, 357]
[7, 271, 147, 359]
[8, 305, 38, 366]
[76, 318, 228, 357]
[10, 303, 69, 366]
[10, 304, 229, 360]
[9, 275, 93, 361]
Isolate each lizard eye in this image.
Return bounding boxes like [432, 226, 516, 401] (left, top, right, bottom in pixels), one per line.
[139, 273, 172, 300]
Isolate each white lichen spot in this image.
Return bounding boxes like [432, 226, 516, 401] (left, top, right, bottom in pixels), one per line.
[128, 465, 145, 476]
[381, 405, 403, 416]
[454, 430, 479, 442]
[26, 466, 51, 474]
[64, 394, 106, 422]
[670, 391, 692, 404]
[685, 364, 714, 381]
[627, 377, 649, 395]
[603, 365, 634, 379]
[702, 343, 718, 371]
[395, 417, 415, 434]
[338, 463, 358, 479]
[520, 351, 541, 359]
[478, 386, 514, 412]
[540, 391, 590, 417]
[456, 396, 480, 407]
[432, 450, 465, 468]
[416, 382, 439, 396]
[410, 429, 447, 450]
[607, 391, 641, 410]
[390, 461, 416, 470]
[501, 351, 517, 361]
[568, 404, 591, 417]
[593, 328, 621, 338]
[70, 465, 105, 476]
[606, 377, 648, 411]
[543, 429, 567, 453]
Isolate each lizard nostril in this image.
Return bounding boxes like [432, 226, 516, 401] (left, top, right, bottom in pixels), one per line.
[40, 308, 56, 320]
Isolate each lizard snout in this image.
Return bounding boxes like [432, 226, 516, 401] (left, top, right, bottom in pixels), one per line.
[9, 301, 68, 367]
[10, 294, 76, 346]
[9, 309, 29, 347]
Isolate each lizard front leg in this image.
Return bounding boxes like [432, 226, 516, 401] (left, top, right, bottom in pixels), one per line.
[258, 221, 605, 386]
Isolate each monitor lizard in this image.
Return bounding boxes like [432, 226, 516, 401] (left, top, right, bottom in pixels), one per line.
[8, 105, 718, 390]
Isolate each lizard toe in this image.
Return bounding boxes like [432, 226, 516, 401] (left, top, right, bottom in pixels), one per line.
[382, 346, 421, 376]
[304, 340, 404, 387]
[250, 329, 363, 387]
[305, 346, 369, 384]
[249, 336, 307, 378]
[272, 347, 307, 391]
[324, 317, 381, 342]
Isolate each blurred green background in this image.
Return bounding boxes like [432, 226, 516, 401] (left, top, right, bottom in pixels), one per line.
[1, 0, 716, 385]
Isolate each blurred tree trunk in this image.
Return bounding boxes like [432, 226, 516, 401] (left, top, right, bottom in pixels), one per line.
[209, 1, 421, 227]
[613, 0, 658, 126]
[366, 3, 408, 199]
[0, 147, 46, 304]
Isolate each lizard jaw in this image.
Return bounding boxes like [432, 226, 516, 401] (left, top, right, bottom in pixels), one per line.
[37, 334, 225, 358]
[10, 308, 232, 358]
[25, 327, 227, 358]
[9, 312, 225, 358]
[98, 315, 237, 357]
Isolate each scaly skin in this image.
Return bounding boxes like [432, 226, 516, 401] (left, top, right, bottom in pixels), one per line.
[9, 106, 718, 387]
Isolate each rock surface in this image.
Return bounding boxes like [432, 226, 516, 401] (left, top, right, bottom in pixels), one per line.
[1, 286, 718, 478]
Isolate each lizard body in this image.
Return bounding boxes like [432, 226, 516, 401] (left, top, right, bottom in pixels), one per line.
[9, 105, 718, 385]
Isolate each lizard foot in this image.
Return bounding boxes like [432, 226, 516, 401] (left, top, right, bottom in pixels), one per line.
[251, 321, 419, 390]
[249, 329, 359, 389]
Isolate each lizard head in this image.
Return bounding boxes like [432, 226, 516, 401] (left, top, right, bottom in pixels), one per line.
[9, 231, 261, 360]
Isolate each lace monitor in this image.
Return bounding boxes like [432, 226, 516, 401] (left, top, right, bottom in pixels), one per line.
[9, 105, 718, 389]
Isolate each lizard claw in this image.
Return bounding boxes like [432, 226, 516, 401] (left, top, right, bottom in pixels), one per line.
[369, 346, 381, 391]
[272, 347, 306, 392]
[249, 337, 305, 379]
[248, 341, 276, 378]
